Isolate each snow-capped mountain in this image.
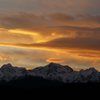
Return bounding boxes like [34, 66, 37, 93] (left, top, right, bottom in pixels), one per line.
[29, 63, 100, 83]
[29, 63, 74, 82]
[0, 63, 100, 83]
[0, 63, 28, 81]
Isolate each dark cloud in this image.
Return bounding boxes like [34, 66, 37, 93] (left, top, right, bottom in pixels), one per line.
[0, 12, 48, 29]
[8, 37, 99, 51]
[1, 12, 100, 29]
[48, 13, 75, 22]
[0, 0, 100, 15]
[42, 37, 100, 50]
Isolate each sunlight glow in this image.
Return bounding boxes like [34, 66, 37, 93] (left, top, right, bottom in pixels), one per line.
[8, 29, 38, 36]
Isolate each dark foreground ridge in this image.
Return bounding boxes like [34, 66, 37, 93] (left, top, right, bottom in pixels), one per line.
[0, 63, 100, 96]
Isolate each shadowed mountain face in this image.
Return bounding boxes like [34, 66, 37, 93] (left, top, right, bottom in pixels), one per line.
[0, 63, 100, 83]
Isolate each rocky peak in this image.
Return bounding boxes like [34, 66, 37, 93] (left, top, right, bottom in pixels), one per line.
[45, 63, 73, 72]
[46, 63, 62, 68]
[1, 63, 13, 69]
[0, 63, 16, 73]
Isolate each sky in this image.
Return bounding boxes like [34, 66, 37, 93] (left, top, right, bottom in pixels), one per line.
[0, 0, 100, 70]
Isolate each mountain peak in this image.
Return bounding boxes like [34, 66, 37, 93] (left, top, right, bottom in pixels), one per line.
[1, 63, 13, 69]
[0, 63, 28, 82]
[88, 67, 97, 72]
[46, 62, 62, 68]
[84, 67, 98, 74]
[45, 63, 73, 72]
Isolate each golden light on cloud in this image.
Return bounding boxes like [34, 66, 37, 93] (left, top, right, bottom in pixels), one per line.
[8, 29, 66, 43]
[69, 50, 100, 60]
[0, 55, 14, 61]
[8, 29, 38, 36]
[8, 29, 47, 43]
[51, 32, 64, 39]
[46, 58, 64, 63]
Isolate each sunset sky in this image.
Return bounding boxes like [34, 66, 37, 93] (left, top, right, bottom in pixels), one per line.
[0, 0, 100, 70]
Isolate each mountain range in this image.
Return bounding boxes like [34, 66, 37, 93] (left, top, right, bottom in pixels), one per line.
[0, 63, 100, 83]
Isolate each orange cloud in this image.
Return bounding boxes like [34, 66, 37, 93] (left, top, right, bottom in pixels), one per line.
[0, 54, 14, 61]
[8, 29, 38, 36]
[46, 58, 64, 63]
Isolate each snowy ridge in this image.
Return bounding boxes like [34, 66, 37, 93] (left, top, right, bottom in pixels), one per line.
[0, 63, 27, 81]
[0, 63, 100, 83]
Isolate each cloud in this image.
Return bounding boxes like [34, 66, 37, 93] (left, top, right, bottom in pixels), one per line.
[0, 12, 100, 46]
[0, 46, 70, 69]
[0, 12, 100, 37]
[0, 36, 100, 58]
[49, 13, 75, 22]
[9, 37, 99, 51]
[1, 12, 100, 29]
[0, 12, 48, 29]
[46, 58, 64, 63]
[0, 12, 100, 59]
[0, 12, 100, 40]
[0, 0, 100, 15]
[70, 50, 100, 59]
[0, 54, 14, 62]
[0, 39, 100, 70]
[0, 28, 34, 44]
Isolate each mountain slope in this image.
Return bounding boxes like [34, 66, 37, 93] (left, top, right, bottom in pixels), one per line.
[29, 63, 100, 83]
[0, 63, 100, 83]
